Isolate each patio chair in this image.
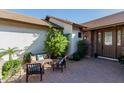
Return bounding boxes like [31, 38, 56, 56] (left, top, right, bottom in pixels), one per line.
[52, 56, 67, 72]
[26, 63, 43, 82]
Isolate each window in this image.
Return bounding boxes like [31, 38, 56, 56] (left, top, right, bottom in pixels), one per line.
[117, 30, 121, 46]
[98, 32, 102, 43]
[104, 32, 112, 45]
[78, 32, 82, 38]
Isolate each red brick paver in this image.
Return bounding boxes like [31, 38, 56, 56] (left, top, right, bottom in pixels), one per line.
[8, 58, 124, 83]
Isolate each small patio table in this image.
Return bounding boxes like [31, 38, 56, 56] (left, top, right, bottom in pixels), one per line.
[36, 59, 55, 73]
[36, 59, 54, 65]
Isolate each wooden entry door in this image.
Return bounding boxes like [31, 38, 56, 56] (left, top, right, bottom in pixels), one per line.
[102, 31, 116, 58]
[96, 29, 116, 58]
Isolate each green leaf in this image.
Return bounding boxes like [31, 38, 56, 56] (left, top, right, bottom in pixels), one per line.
[44, 27, 69, 58]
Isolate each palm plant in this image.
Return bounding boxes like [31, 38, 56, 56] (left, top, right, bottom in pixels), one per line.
[0, 47, 18, 60]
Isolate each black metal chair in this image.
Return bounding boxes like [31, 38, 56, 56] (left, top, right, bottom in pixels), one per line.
[26, 63, 43, 82]
[52, 56, 67, 72]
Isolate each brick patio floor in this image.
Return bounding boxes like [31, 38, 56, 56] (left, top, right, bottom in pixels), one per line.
[8, 58, 124, 83]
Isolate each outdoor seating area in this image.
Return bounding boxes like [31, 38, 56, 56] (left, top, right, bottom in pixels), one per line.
[25, 54, 67, 82]
[5, 58, 124, 83]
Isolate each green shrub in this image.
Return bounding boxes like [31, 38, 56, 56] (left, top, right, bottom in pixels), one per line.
[72, 40, 89, 61]
[77, 40, 89, 58]
[44, 27, 69, 58]
[72, 52, 81, 61]
[2, 59, 21, 80]
[23, 52, 31, 63]
[118, 55, 124, 64]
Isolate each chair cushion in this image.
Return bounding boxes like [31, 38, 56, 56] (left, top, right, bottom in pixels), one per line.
[27, 64, 41, 74]
[59, 58, 64, 65]
[37, 54, 44, 61]
[31, 56, 36, 62]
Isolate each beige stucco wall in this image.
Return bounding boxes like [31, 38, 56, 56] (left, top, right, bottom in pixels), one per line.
[49, 18, 82, 55]
[0, 19, 47, 61]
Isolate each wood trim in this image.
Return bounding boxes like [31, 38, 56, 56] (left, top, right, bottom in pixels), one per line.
[116, 26, 123, 57]
[91, 31, 94, 56]
[115, 26, 118, 58]
[87, 22, 124, 31]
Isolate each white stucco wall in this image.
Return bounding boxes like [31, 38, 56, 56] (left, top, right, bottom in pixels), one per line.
[49, 18, 72, 34]
[70, 30, 83, 54]
[0, 20, 47, 61]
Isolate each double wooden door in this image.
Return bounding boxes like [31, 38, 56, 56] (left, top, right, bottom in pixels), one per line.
[96, 28, 122, 58]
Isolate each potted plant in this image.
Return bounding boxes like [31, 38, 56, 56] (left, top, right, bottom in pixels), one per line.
[94, 53, 98, 58]
[23, 52, 31, 63]
[72, 52, 81, 61]
[118, 55, 124, 64]
[71, 40, 89, 61]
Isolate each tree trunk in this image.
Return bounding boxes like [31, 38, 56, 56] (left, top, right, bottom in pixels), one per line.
[9, 54, 12, 60]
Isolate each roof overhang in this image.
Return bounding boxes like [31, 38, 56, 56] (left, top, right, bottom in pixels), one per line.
[46, 16, 87, 31]
[0, 18, 50, 28]
[0, 10, 50, 28]
[86, 22, 124, 31]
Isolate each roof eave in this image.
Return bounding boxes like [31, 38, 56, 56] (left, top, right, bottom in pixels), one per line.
[73, 23, 87, 29]
[86, 22, 124, 31]
[46, 16, 87, 30]
[0, 18, 49, 27]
